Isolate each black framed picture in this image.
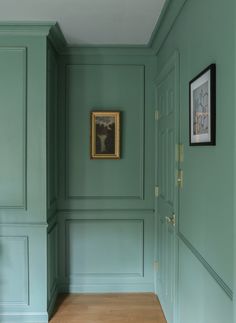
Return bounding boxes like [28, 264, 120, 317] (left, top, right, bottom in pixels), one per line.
[189, 64, 216, 145]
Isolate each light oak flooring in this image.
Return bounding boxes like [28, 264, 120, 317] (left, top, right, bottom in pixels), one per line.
[50, 293, 167, 323]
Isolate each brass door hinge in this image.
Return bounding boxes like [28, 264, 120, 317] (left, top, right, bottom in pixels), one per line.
[155, 186, 160, 197]
[176, 144, 184, 162]
[177, 170, 183, 188]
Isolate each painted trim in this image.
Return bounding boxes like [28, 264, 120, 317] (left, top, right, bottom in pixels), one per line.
[0, 312, 48, 323]
[57, 209, 154, 214]
[59, 282, 154, 293]
[61, 46, 154, 56]
[0, 21, 54, 35]
[64, 218, 144, 277]
[48, 22, 67, 54]
[0, 236, 29, 306]
[148, 0, 172, 47]
[47, 285, 58, 320]
[149, 0, 187, 54]
[178, 231, 233, 300]
[0, 0, 187, 55]
[0, 47, 27, 210]
[0, 223, 48, 227]
[64, 63, 145, 201]
[154, 50, 180, 323]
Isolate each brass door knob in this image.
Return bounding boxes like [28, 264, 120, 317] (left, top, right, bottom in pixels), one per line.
[165, 214, 176, 226]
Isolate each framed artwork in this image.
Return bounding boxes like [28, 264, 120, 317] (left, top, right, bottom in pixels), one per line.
[189, 64, 216, 145]
[90, 111, 121, 159]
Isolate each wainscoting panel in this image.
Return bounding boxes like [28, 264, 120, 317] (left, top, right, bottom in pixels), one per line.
[0, 236, 29, 306]
[0, 47, 27, 209]
[0, 224, 47, 318]
[178, 239, 232, 323]
[58, 210, 154, 293]
[65, 219, 144, 277]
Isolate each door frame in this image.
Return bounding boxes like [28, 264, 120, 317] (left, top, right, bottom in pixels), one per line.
[154, 50, 180, 323]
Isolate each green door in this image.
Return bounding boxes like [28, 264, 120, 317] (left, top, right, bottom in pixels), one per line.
[155, 52, 180, 323]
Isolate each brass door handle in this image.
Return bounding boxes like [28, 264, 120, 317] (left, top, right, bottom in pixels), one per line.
[165, 214, 176, 226]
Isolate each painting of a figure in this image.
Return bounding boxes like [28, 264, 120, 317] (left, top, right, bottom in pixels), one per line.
[95, 116, 115, 154]
[91, 111, 120, 159]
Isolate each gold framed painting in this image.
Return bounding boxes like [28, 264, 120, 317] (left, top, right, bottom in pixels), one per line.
[90, 111, 121, 159]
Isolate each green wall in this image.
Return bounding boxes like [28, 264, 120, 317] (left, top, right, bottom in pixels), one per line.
[0, 23, 63, 322]
[153, 0, 234, 322]
[0, 26, 50, 322]
[57, 51, 156, 292]
[47, 40, 59, 316]
[0, 2, 235, 321]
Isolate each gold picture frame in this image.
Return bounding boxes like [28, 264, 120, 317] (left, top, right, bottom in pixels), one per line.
[90, 111, 120, 159]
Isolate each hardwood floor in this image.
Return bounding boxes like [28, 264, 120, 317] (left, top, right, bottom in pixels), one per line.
[50, 293, 167, 323]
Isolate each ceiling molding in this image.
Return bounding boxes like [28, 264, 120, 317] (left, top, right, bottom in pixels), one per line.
[48, 23, 67, 54]
[0, 21, 55, 36]
[0, 0, 187, 56]
[60, 45, 154, 56]
[149, 0, 188, 54]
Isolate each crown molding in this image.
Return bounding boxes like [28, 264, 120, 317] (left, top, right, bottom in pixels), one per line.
[0, 21, 56, 35]
[0, 0, 187, 56]
[0, 21, 66, 53]
[48, 22, 67, 54]
[149, 0, 188, 54]
[61, 45, 154, 56]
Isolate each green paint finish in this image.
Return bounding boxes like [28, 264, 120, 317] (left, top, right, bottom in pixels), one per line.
[0, 25, 59, 322]
[47, 42, 59, 218]
[154, 0, 235, 321]
[0, 47, 26, 208]
[58, 54, 155, 210]
[65, 64, 144, 200]
[57, 210, 154, 293]
[66, 219, 144, 276]
[178, 240, 232, 323]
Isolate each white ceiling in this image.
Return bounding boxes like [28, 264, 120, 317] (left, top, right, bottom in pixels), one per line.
[0, 0, 166, 45]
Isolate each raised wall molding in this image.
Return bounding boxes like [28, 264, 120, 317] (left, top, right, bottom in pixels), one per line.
[178, 231, 233, 300]
[0, 47, 27, 210]
[0, 236, 29, 306]
[65, 219, 144, 278]
[64, 64, 145, 201]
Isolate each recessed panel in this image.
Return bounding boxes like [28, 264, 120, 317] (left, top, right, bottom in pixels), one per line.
[66, 219, 144, 276]
[65, 64, 144, 200]
[0, 236, 29, 305]
[0, 48, 26, 208]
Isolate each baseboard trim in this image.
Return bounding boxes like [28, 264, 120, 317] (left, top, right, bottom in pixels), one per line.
[47, 285, 58, 319]
[58, 283, 154, 293]
[0, 312, 48, 322]
[178, 232, 233, 300]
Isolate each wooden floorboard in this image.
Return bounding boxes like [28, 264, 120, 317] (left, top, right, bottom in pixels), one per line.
[50, 293, 167, 323]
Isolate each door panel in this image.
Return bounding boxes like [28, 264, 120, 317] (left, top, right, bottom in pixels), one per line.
[155, 53, 179, 323]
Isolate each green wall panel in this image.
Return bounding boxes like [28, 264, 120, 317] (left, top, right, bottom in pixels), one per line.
[0, 28, 53, 322]
[178, 240, 232, 323]
[154, 0, 234, 321]
[0, 236, 28, 305]
[57, 210, 154, 293]
[65, 219, 144, 276]
[0, 48, 26, 209]
[0, 224, 47, 320]
[65, 64, 144, 200]
[57, 53, 156, 294]
[58, 54, 155, 210]
[47, 43, 58, 217]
